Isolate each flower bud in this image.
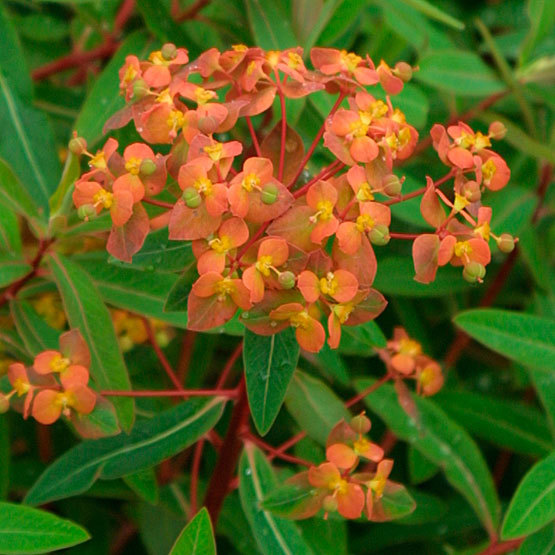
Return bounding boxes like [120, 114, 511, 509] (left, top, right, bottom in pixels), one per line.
[382, 174, 402, 197]
[132, 79, 149, 99]
[0, 394, 10, 414]
[278, 271, 296, 289]
[350, 413, 371, 434]
[183, 187, 202, 208]
[369, 224, 390, 246]
[460, 180, 481, 203]
[261, 183, 279, 204]
[68, 135, 87, 156]
[161, 43, 177, 61]
[462, 262, 486, 283]
[322, 495, 338, 513]
[488, 121, 507, 140]
[77, 204, 97, 221]
[140, 158, 157, 176]
[497, 233, 515, 253]
[155, 330, 170, 348]
[394, 61, 413, 82]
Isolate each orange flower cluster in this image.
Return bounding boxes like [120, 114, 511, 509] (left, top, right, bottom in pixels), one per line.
[0, 330, 96, 426]
[69, 43, 514, 353]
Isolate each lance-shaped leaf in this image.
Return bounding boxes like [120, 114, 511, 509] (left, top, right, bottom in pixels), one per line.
[356, 379, 500, 536]
[124, 468, 159, 505]
[164, 260, 198, 313]
[0, 502, 90, 554]
[0, 203, 21, 254]
[169, 508, 216, 555]
[454, 309, 555, 371]
[0, 418, 8, 500]
[0, 255, 30, 288]
[47, 253, 134, 431]
[501, 451, 555, 540]
[244, 327, 300, 435]
[10, 300, 60, 355]
[518, 522, 555, 555]
[262, 475, 326, 519]
[25, 397, 225, 506]
[239, 443, 314, 555]
[245, 0, 297, 50]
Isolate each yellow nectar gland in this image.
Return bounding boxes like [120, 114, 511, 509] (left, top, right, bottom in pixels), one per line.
[310, 200, 334, 223]
[265, 50, 280, 68]
[125, 157, 142, 176]
[13, 378, 30, 397]
[454, 193, 470, 212]
[122, 64, 137, 85]
[329, 475, 349, 495]
[385, 127, 411, 154]
[89, 150, 106, 170]
[204, 142, 223, 162]
[454, 240, 473, 259]
[232, 44, 248, 52]
[93, 189, 114, 209]
[320, 272, 339, 296]
[391, 108, 406, 125]
[149, 50, 169, 66]
[55, 391, 76, 417]
[333, 302, 354, 324]
[167, 109, 185, 132]
[419, 365, 437, 387]
[356, 182, 374, 202]
[475, 220, 490, 241]
[215, 278, 235, 301]
[209, 235, 232, 254]
[195, 87, 216, 105]
[359, 101, 388, 126]
[194, 176, 213, 196]
[356, 213, 375, 233]
[368, 475, 387, 498]
[242, 172, 261, 192]
[341, 50, 362, 73]
[255, 255, 273, 277]
[50, 353, 71, 373]
[349, 117, 369, 139]
[399, 337, 422, 357]
[482, 158, 497, 184]
[353, 437, 371, 456]
[287, 52, 303, 69]
[156, 88, 173, 105]
[290, 310, 312, 330]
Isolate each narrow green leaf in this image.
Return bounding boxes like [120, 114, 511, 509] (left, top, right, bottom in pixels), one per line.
[75, 32, 154, 147]
[10, 300, 60, 355]
[397, 490, 447, 525]
[502, 451, 555, 539]
[339, 320, 387, 355]
[136, 0, 190, 45]
[25, 397, 225, 506]
[488, 185, 536, 237]
[520, 0, 555, 64]
[49, 152, 80, 216]
[0, 417, 8, 499]
[0, 255, 30, 287]
[48, 253, 134, 431]
[519, 522, 555, 555]
[285, 371, 350, 445]
[454, 309, 555, 371]
[297, 518, 348, 555]
[436, 390, 553, 457]
[408, 446, 439, 485]
[245, 0, 298, 50]
[416, 50, 505, 97]
[170, 507, 216, 555]
[244, 327, 300, 435]
[0, 203, 21, 254]
[164, 262, 198, 313]
[398, 0, 464, 29]
[528, 367, 555, 439]
[356, 379, 500, 535]
[239, 443, 314, 555]
[303, 0, 345, 54]
[124, 468, 159, 505]
[0, 502, 90, 554]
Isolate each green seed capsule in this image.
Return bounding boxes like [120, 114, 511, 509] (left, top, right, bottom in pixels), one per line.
[140, 158, 157, 176]
[77, 204, 97, 220]
[132, 79, 149, 99]
[261, 183, 279, 204]
[278, 271, 296, 289]
[351, 413, 371, 434]
[183, 187, 202, 208]
[462, 262, 486, 283]
[68, 136, 87, 155]
[322, 496, 338, 513]
[369, 224, 390, 246]
[161, 43, 177, 60]
[382, 174, 402, 197]
[395, 61, 413, 82]
[0, 394, 10, 414]
[497, 233, 515, 253]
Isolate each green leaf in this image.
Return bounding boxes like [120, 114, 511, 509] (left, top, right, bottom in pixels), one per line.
[10, 300, 60, 355]
[0, 255, 30, 287]
[416, 50, 505, 97]
[489, 185, 536, 237]
[244, 327, 300, 435]
[0, 417, 8, 499]
[285, 371, 351, 445]
[519, 226, 554, 293]
[124, 468, 159, 505]
[261, 480, 323, 519]
[454, 309, 555, 371]
[519, 522, 555, 555]
[436, 390, 553, 458]
[528, 367, 555, 439]
[408, 446, 439, 485]
[297, 518, 347, 555]
[397, 490, 447, 525]
[339, 320, 387, 355]
[520, 0, 555, 64]
[310, 343, 350, 385]
[75, 32, 154, 147]
[164, 261, 198, 313]
[136, 0, 190, 45]
[374, 83, 429, 129]
[302, 0, 345, 54]
[0, 203, 21, 254]
[75, 253, 188, 327]
[48, 253, 134, 431]
[239, 443, 314, 555]
[169, 507, 216, 555]
[0, 71, 60, 216]
[377, 483, 417, 521]
[0, 502, 90, 554]
[502, 450, 555, 539]
[109, 227, 195, 273]
[25, 397, 225, 506]
[245, 0, 298, 50]
[49, 152, 80, 217]
[356, 379, 500, 535]
[373, 257, 470, 297]
[398, 0, 464, 29]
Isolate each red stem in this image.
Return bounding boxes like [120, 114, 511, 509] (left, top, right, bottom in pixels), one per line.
[246, 116, 262, 157]
[293, 160, 345, 199]
[245, 434, 312, 467]
[174, 0, 212, 22]
[142, 197, 175, 209]
[190, 438, 205, 516]
[275, 71, 287, 182]
[345, 373, 392, 408]
[390, 232, 420, 240]
[101, 389, 237, 397]
[216, 342, 243, 388]
[478, 538, 524, 555]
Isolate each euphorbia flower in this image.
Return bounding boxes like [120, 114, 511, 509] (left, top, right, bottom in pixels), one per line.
[297, 269, 358, 304]
[362, 459, 394, 520]
[228, 157, 293, 223]
[387, 327, 423, 375]
[7, 363, 34, 418]
[169, 158, 228, 240]
[187, 134, 243, 179]
[308, 462, 365, 519]
[311, 48, 379, 86]
[142, 44, 189, 88]
[32, 371, 96, 425]
[336, 202, 391, 255]
[242, 238, 289, 303]
[477, 151, 510, 191]
[194, 217, 249, 274]
[269, 302, 325, 352]
[187, 272, 252, 331]
[376, 60, 405, 95]
[416, 359, 444, 396]
[73, 181, 133, 226]
[177, 82, 228, 134]
[347, 165, 377, 202]
[306, 180, 339, 244]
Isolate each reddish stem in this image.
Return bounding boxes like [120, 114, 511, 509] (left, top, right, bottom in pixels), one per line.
[287, 91, 347, 188]
[204, 378, 250, 523]
[177, 330, 197, 385]
[174, 0, 212, 22]
[190, 438, 205, 516]
[245, 434, 312, 467]
[216, 341, 243, 388]
[345, 373, 392, 408]
[275, 70, 287, 182]
[478, 538, 524, 555]
[246, 116, 262, 157]
[390, 232, 420, 240]
[113, 0, 136, 34]
[292, 160, 345, 199]
[142, 197, 175, 209]
[101, 388, 237, 398]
